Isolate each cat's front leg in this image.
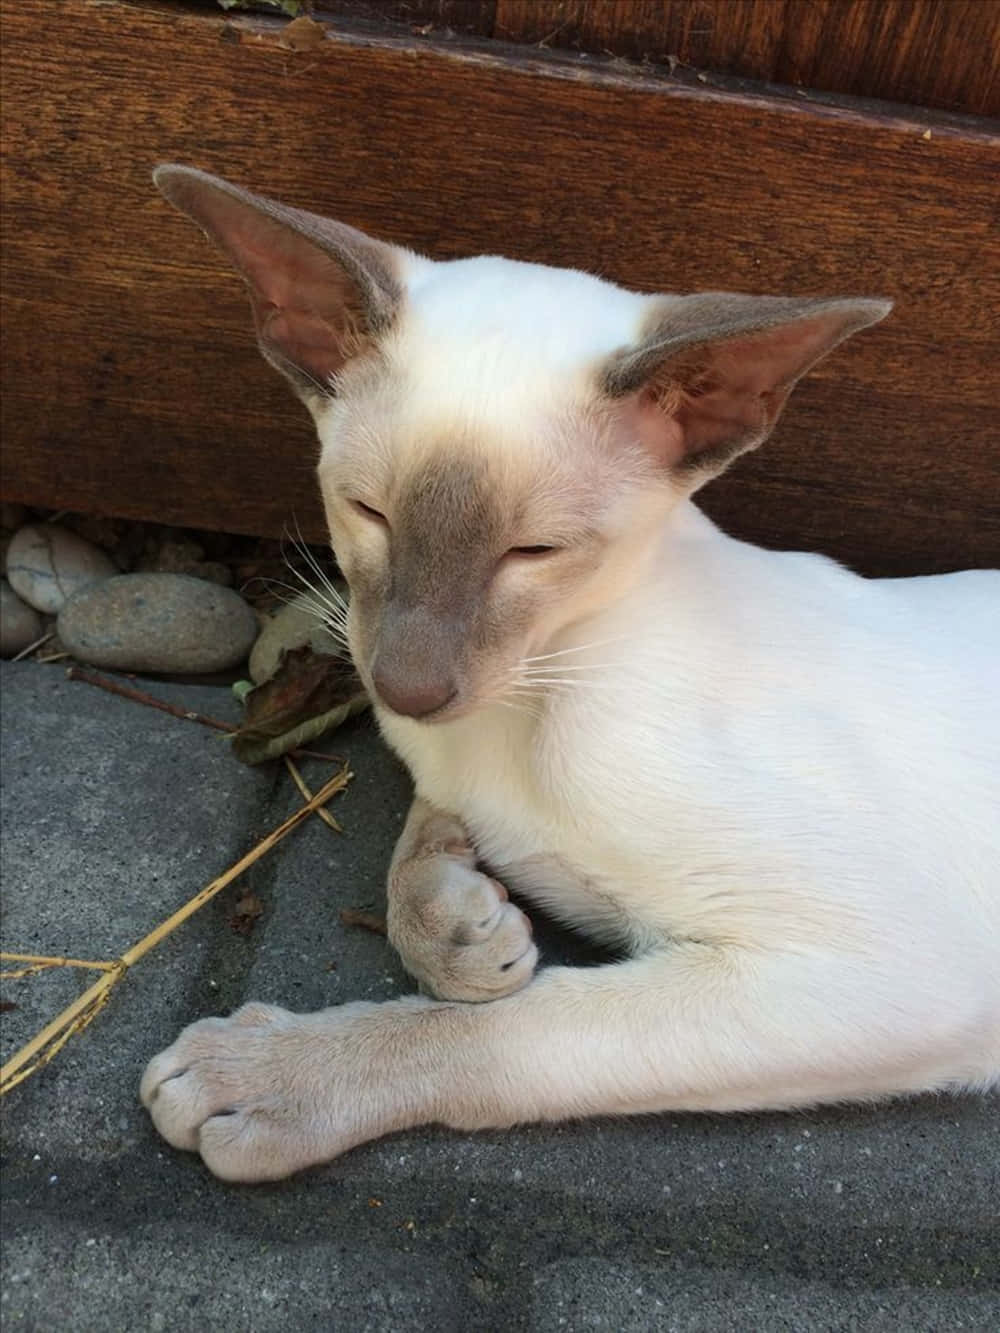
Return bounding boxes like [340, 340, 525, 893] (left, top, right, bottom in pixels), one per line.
[386, 798, 538, 1001]
[142, 943, 960, 1182]
[141, 996, 442, 1181]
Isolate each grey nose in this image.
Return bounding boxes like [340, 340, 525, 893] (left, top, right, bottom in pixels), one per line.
[371, 664, 456, 719]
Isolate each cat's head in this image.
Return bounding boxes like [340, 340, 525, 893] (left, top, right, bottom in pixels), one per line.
[154, 166, 889, 723]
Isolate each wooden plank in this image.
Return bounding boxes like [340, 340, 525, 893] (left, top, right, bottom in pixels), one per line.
[778, 0, 1000, 118]
[2, 1, 998, 576]
[493, 0, 1000, 116]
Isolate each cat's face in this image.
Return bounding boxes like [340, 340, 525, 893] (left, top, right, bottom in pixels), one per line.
[152, 165, 889, 721]
[313, 374, 667, 721]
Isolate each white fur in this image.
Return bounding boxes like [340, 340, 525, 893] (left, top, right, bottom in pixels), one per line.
[143, 243, 999, 1183]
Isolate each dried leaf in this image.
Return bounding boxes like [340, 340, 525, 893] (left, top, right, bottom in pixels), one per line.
[230, 891, 264, 935]
[231, 646, 368, 765]
[280, 15, 326, 51]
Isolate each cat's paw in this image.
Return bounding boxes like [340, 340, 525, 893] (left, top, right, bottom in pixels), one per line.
[389, 853, 538, 1003]
[140, 1002, 380, 1181]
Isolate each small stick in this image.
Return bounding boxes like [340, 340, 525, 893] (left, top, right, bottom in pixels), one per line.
[66, 666, 234, 732]
[339, 908, 387, 936]
[65, 666, 344, 763]
[11, 632, 54, 663]
[0, 763, 352, 1096]
[284, 755, 342, 832]
[0, 953, 119, 979]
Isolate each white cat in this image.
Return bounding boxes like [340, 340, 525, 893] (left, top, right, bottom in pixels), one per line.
[141, 166, 999, 1182]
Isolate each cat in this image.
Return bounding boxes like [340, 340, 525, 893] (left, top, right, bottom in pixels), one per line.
[141, 166, 999, 1182]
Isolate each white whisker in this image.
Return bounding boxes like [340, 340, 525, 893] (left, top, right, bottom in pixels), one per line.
[286, 518, 348, 611]
[494, 697, 541, 719]
[517, 664, 616, 675]
[247, 574, 351, 653]
[519, 636, 628, 664]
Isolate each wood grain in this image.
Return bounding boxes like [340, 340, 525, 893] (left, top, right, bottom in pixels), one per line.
[492, 0, 1000, 116]
[2, 1, 998, 575]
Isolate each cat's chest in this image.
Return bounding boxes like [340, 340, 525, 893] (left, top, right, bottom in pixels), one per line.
[383, 704, 650, 939]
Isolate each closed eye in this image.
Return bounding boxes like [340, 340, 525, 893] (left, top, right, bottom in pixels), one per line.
[351, 499, 389, 526]
[507, 545, 559, 557]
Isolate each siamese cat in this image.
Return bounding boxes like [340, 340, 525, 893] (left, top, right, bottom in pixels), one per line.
[141, 166, 999, 1182]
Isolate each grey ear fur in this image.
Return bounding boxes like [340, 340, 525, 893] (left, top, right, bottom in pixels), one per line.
[153, 164, 403, 399]
[602, 292, 892, 479]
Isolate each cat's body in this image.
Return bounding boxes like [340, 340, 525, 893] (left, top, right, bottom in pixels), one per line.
[141, 167, 999, 1181]
[386, 511, 999, 961]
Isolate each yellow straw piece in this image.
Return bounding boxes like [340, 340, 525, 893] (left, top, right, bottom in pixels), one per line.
[0, 764, 352, 1097]
[284, 754, 343, 833]
[1, 954, 120, 979]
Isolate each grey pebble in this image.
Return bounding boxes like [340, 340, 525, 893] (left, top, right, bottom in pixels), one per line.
[58, 573, 258, 674]
[0, 578, 44, 658]
[6, 523, 117, 614]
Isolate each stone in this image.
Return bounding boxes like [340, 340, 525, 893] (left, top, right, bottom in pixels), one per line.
[57, 573, 258, 674]
[0, 578, 44, 658]
[6, 524, 117, 615]
[137, 535, 234, 588]
[139, 535, 205, 573]
[248, 591, 346, 684]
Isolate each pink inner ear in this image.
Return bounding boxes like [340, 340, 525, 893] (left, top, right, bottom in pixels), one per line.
[176, 185, 366, 386]
[261, 308, 352, 387]
[622, 387, 688, 467]
[621, 308, 875, 472]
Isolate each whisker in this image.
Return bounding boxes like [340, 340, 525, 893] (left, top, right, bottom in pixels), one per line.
[509, 678, 618, 691]
[261, 579, 350, 635]
[245, 577, 351, 652]
[285, 519, 348, 611]
[493, 697, 541, 719]
[517, 663, 617, 675]
[274, 545, 351, 626]
[519, 636, 628, 664]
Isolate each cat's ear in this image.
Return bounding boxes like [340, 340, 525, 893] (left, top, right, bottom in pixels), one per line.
[153, 164, 403, 399]
[601, 293, 891, 483]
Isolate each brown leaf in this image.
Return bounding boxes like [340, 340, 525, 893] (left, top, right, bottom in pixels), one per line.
[230, 891, 264, 935]
[280, 16, 326, 52]
[231, 646, 365, 763]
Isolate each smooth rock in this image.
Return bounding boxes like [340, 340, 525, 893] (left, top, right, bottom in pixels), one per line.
[58, 573, 258, 674]
[7, 523, 117, 614]
[0, 579, 44, 658]
[249, 591, 346, 684]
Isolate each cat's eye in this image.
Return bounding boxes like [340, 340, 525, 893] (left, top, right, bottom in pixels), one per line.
[508, 544, 558, 557]
[351, 499, 388, 526]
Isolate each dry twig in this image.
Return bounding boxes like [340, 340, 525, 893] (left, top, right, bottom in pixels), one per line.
[338, 908, 388, 936]
[66, 666, 343, 762]
[0, 764, 352, 1096]
[11, 632, 54, 663]
[284, 754, 342, 832]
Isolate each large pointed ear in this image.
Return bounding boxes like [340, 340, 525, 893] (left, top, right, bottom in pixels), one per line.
[153, 164, 404, 400]
[600, 293, 891, 484]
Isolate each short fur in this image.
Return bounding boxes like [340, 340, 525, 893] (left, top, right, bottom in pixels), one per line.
[143, 167, 999, 1182]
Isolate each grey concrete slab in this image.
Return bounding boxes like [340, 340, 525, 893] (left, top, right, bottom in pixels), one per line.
[1, 659, 997, 1331]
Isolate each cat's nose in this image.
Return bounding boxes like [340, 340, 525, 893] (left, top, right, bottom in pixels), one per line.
[371, 666, 456, 719]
